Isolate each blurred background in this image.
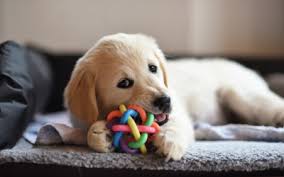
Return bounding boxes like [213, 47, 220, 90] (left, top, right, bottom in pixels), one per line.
[1, 0, 284, 113]
[1, 0, 284, 58]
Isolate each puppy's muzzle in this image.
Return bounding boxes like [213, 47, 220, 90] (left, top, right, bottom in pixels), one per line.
[153, 95, 171, 113]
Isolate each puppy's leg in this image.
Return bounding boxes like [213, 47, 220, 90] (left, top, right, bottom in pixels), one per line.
[87, 120, 113, 152]
[219, 86, 284, 126]
[153, 111, 195, 161]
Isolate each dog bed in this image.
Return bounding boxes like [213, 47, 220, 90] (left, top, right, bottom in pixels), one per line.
[1, 138, 284, 176]
[2, 112, 284, 176]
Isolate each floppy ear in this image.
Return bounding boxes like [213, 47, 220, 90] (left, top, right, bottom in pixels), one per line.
[64, 61, 98, 125]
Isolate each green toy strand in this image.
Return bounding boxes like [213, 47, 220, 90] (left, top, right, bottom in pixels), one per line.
[145, 113, 155, 126]
[128, 113, 155, 148]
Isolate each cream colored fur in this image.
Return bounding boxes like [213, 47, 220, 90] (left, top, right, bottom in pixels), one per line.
[64, 33, 284, 161]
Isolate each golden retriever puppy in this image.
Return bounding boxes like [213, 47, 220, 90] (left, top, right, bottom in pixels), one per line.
[65, 33, 284, 160]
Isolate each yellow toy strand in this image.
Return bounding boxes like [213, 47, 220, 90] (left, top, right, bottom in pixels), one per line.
[119, 104, 147, 154]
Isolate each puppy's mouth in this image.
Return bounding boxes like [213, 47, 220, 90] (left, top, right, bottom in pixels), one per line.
[132, 103, 170, 126]
[154, 113, 169, 125]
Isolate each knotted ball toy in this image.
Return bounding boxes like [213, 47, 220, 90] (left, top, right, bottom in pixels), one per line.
[107, 104, 160, 154]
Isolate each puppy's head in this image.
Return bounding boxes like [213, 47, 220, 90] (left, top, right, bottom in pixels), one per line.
[64, 33, 171, 126]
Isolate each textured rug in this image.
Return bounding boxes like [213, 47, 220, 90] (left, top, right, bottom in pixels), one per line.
[1, 138, 284, 172]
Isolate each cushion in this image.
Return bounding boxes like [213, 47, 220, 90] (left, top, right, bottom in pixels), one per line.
[0, 41, 52, 149]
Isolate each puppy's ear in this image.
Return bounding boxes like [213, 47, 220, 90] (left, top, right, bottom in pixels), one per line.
[64, 60, 98, 125]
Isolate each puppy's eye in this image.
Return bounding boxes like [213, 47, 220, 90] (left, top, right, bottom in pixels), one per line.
[117, 78, 134, 89]
[148, 64, 157, 73]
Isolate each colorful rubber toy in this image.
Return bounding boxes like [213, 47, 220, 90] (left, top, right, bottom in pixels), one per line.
[106, 104, 160, 154]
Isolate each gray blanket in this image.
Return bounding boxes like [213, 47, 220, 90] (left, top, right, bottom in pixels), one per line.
[23, 112, 284, 145]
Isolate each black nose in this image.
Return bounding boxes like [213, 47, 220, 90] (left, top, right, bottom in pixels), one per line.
[153, 96, 171, 113]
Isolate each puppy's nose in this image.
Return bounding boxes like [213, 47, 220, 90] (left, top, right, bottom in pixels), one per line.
[153, 96, 171, 113]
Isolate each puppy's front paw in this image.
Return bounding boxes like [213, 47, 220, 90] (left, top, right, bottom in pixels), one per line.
[87, 120, 113, 153]
[153, 127, 193, 161]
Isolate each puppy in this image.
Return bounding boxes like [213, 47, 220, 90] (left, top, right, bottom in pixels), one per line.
[64, 33, 284, 160]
